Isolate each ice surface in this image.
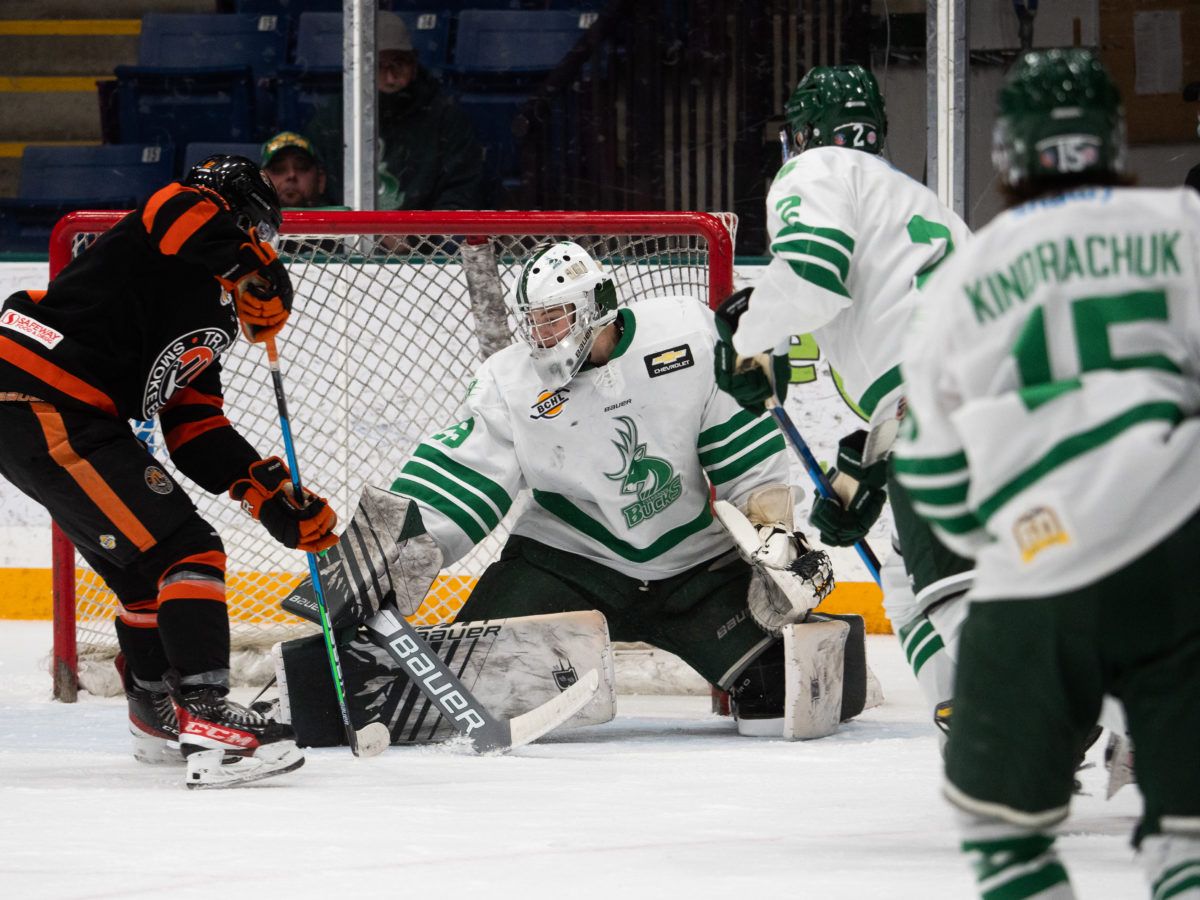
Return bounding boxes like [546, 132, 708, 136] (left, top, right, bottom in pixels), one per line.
[0, 622, 1145, 899]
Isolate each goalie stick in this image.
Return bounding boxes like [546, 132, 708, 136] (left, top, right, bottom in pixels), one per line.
[766, 398, 882, 585]
[263, 337, 389, 758]
[364, 607, 600, 753]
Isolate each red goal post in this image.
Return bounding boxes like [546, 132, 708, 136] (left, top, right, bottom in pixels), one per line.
[48, 209, 736, 700]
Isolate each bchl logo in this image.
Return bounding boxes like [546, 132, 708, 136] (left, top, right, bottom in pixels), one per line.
[530, 387, 570, 419]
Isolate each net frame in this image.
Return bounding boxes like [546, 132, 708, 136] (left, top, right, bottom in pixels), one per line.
[48, 209, 736, 700]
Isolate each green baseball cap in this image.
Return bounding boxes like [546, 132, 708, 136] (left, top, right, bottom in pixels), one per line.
[261, 131, 321, 168]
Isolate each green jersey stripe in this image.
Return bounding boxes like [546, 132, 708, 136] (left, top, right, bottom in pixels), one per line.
[532, 490, 715, 562]
[412, 443, 512, 516]
[926, 511, 985, 535]
[775, 220, 855, 253]
[785, 258, 850, 298]
[772, 237, 851, 280]
[909, 631, 944, 677]
[903, 480, 969, 507]
[397, 459, 501, 532]
[392, 477, 488, 544]
[858, 364, 903, 418]
[976, 401, 1183, 523]
[697, 416, 779, 466]
[706, 433, 786, 485]
[892, 449, 969, 476]
[698, 407, 759, 447]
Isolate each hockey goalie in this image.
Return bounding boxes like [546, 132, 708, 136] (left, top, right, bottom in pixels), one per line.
[275, 241, 874, 743]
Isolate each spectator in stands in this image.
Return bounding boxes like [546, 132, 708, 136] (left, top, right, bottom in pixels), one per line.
[262, 131, 333, 208]
[308, 11, 484, 211]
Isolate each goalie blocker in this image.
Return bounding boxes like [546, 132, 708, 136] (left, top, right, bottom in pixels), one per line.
[274, 610, 617, 746]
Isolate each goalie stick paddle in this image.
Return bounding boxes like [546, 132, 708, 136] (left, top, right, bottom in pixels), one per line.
[364, 607, 600, 753]
[766, 398, 882, 585]
[262, 338, 388, 758]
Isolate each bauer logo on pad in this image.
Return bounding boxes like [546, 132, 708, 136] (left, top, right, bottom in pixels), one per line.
[644, 344, 693, 377]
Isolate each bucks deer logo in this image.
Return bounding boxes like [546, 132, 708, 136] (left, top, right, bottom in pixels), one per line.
[604, 416, 682, 527]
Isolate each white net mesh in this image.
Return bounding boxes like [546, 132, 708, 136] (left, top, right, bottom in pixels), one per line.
[56, 211, 736, 695]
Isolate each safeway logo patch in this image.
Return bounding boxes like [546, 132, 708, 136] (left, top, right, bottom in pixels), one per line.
[0, 310, 64, 349]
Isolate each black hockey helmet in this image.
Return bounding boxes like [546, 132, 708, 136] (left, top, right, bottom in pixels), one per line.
[184, 154, 283, 239]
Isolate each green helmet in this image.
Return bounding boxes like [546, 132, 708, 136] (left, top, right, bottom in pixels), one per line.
[784, 65, 887, 157]
[993, 49, 1126, 188]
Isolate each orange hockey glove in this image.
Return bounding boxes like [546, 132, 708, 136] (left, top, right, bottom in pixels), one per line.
[229, 457, 337, 553]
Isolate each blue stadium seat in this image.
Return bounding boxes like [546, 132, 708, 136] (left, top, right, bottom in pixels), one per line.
[289, 11, 452, 72]
[233, 0, 341, 13]
[0, 144, 175, 255]
[136, 13, 289, 75]
[455, 92, 526, 176]
[113, 14, 290, 144]
[182, 142, 264, 175]
[278, 10, 452, 132]
[449, 9, 593, 79]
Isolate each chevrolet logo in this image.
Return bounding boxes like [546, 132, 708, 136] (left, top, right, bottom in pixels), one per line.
[651, 349, 688, 365]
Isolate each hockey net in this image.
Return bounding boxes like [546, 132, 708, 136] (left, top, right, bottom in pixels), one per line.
[49, 210, 736, 700]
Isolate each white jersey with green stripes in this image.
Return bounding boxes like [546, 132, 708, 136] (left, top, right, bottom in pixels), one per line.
[392, 295, 789, 581]
[733, 146, 969, 425]
[894, 186, 1200, 600]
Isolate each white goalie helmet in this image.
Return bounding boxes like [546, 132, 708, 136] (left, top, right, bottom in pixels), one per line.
[513, 240, 619, 388]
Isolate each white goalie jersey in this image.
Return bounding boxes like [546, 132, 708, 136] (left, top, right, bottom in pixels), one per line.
[733, 147, 970, 426]
[894, 186, 1200, 600]
[392, 295, 789, 580]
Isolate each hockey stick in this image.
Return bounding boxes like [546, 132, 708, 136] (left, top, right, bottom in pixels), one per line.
[364, 606, 600, 753]
[262, 337, 389, 757]
[766, 398, 882, 585]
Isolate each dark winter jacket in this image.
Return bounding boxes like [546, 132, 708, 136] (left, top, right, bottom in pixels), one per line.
[310, 68, 484, 211]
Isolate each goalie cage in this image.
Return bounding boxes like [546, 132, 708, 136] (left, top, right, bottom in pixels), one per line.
[48, 209, 737, 702]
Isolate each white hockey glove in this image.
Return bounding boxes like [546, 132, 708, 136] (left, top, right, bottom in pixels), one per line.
[714, 486, 835, 636]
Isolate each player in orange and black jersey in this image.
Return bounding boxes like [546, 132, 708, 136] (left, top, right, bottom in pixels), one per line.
[0, 156, 337, 786]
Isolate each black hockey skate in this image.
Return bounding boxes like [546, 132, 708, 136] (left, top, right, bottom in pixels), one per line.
[116, 654, 182, 766]
[164, 671, 304, 789]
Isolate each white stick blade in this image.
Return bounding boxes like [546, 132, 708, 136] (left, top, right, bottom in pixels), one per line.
[354, 722, 391, 758]
[506, 668, 601, 750]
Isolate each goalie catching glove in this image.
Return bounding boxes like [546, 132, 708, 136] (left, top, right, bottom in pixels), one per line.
[713, 288, 791, 411]
[217, 239, 294, 343]
[229, 457, 337, 553]
[715, 485, 834, 635]
[808, 430, 888, 547]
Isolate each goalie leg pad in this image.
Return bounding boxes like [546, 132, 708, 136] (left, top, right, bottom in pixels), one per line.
[276, 610, 617, 746]
[783, 618, 849, 741]
[282, 487, 441, 628]
[811, 611, 868, 721]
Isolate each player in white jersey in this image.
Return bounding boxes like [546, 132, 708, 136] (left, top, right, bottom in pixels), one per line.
[894, 49, 1200, 899]
[275, 240, 873, 741]
[714, 65, 974, 732]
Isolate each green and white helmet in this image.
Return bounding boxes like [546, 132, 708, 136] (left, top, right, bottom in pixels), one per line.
[993, 48, 1126, 188]
[784, 65, 887, 158]
[513, 241, 618, 388]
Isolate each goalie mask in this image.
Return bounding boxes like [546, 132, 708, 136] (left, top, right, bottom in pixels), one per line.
[185, 154, 284, 241]
[992, 48, 1126, 189]
[513, 241, 618, 388]
[783, 65, 887, 160]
